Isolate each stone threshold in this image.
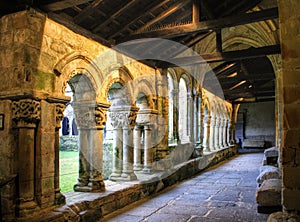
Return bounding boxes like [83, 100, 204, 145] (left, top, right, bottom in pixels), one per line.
[29, 146, 237, 222]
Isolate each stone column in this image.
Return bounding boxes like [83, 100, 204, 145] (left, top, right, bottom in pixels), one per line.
[203, 116, 211, 152]
[214, 117, 220, 150]
[218, 118, 224, 149]
[121, 110, 137, 180]
[143, 125, 152, 173]
[210, 117, 215, 151]
[88, 105, 108, 191]
[73, 103, 107, 191]
[72, 105, 91, 191]
[12, 99, 40, 212]
[193, 95, 198, 143]
[173, 89, 179, 144]
[54, 104, 66, 204]
[187, 93, 193, 143]
[222, 119, 227, 147]
[133, 126, 142, 171]
[227, 119, 231, 146]
[110, 124, 122, 179]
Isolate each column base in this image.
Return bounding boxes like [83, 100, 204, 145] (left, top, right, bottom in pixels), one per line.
[143, 167, 152, 174]
[203, 146, 211, 153]
[133, 164, 143, 171]
[109, 172, 122, 181]
[88, 179, 105, 192]
[120, 171, 137, 181]
[17, 200, 39, 218]
[54, 189, 66, 205]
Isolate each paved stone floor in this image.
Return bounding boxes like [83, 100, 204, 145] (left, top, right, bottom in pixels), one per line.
[102, 152, 269, 222]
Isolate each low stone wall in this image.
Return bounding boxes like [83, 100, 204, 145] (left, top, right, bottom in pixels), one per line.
[30, 146, 237, 222]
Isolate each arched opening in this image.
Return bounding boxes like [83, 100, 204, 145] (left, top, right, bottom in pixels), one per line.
[59, 83, 79, 193]
[178, 77, 189, 143]
[167, 72, 176, 145]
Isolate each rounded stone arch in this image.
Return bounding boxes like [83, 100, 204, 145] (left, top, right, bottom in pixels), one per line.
[179, 73, 192, 92]
[132, 79, 156, 109]
[53, 51, 103, 96]
[98, 66, 134, 103]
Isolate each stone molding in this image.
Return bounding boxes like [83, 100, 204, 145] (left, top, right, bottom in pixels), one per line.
[12, 99, 41, 124]
[109, 106, 138, 129]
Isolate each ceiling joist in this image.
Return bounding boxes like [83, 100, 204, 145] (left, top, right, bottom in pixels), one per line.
[159, 44, 280, 67]
[43, 0, 91, 11]
[126, 7, 278, 40]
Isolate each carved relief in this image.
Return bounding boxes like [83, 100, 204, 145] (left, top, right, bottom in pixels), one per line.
[74, 108, 94, 129]
[12, 99, 41, 124]
[95, 106, 107, 129]
[55, 104, 66, 129]
[109, 110, 137, 129]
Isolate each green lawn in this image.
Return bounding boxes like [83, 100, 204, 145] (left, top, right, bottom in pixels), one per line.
[59, 151, 79, 193]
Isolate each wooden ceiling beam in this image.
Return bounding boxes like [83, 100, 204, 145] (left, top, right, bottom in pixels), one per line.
[109, 0, 171, 39]
[43, 0, 91, 12]
[158, 44, 280, 67]
[126, 7, 278, 40]
[73, 0, 105, 24]
[92, 0, 139, 33]
[134, 0, 191, 33]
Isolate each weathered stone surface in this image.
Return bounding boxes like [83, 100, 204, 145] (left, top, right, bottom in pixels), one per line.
[267, 211, 300, 222]
[256, 179, 282, 206]
[257, 166, 281, 186]
[264, 147, 279, 158]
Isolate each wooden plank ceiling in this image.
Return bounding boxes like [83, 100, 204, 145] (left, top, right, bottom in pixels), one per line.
[0, 0, 279, 103]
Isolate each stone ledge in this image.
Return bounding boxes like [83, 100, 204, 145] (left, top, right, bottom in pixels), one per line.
[28, 146, 237, 222]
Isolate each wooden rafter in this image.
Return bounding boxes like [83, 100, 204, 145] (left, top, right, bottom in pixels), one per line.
[134, 0, 191, 33]
[92, 0, 139, 33]
[109, 0, 171, 39]
[126, 7, 278, 40]
[158, 44, 280, 67]
[73, 0, 105, 24]
[43, 0, 91, 11]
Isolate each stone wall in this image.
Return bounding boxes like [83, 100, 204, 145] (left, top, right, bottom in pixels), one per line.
[278, 0, 300, 213]
[239, 101, 276, 147]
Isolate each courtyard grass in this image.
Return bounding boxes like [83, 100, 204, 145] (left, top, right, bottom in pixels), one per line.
[59, 151, 78, 193]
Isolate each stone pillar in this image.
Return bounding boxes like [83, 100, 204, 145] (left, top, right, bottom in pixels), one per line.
[227, 119, 231, 146]
[278, 0, 300, 212]
[203, 116, 211, 152]
[218, 118, 224, 148]
[110, 125, 122, 179]
[173, 89, 179, 144]
[188, 93, 194, 143]
[54, 104, 66, 204]
[214, 117, 220, 150]
[121, 110, 137, 180]
[222, 119, 227, 147]
[74, 103, 107, 191]
[88, 105, 107, 191]
[109, 107, 138, 181]
[193, 95, 198, 143]
[133, 126, 142, 171]
[12, 99, 40, 213]
[143, 125, 152, 173]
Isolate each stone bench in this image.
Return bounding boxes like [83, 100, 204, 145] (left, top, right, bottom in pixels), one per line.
[256, 165, 281, 187]
[263, 147, 279, 166]
[256, 179, 282, 213]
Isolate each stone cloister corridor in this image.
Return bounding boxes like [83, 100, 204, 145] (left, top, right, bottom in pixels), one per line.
[1, 0, 300, 221]
[103, 152, 268, 222]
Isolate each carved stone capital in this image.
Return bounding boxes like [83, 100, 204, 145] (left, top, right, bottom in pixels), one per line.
[95, 105, 108, 129]
[55, 104, 66, 129]
[12, 99, 41, 125]
[109, 106, 138, 129]
[74, 108, 94, 129]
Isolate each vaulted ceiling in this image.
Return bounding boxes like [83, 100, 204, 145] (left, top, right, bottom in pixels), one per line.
[0, 0, 279, 103]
